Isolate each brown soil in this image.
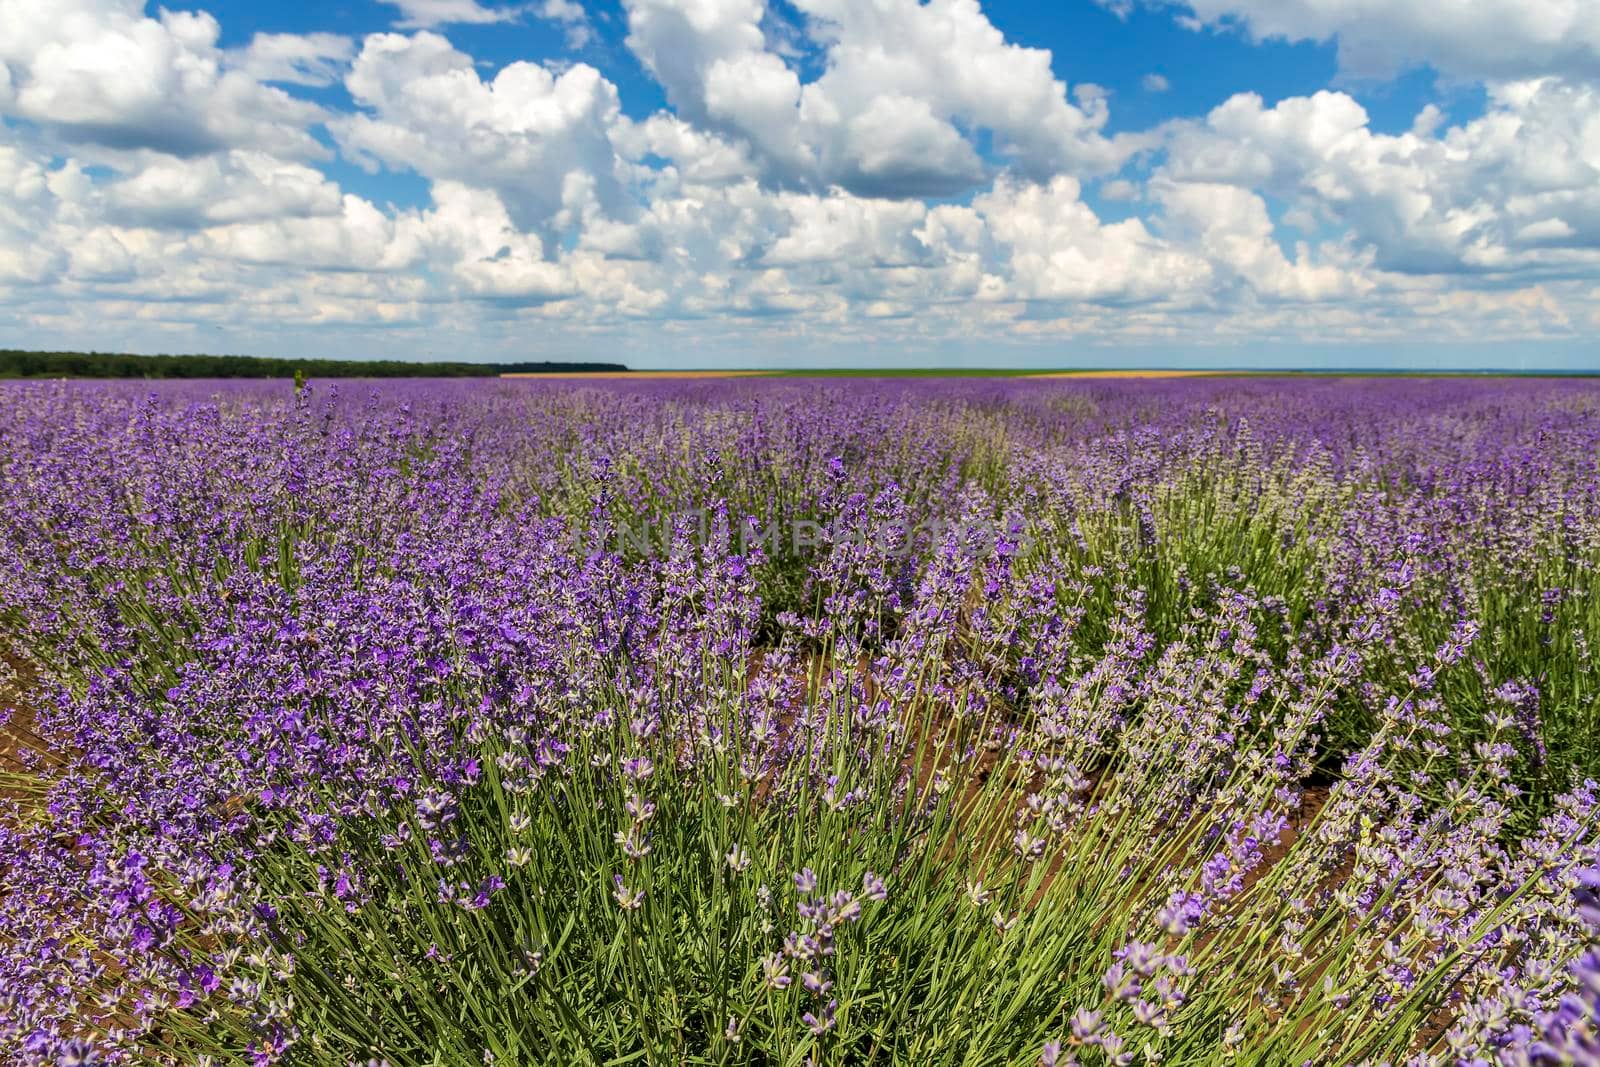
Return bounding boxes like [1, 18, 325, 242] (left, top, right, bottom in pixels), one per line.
[0, 647, 53, 779]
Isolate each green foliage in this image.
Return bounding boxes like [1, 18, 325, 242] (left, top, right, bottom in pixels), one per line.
[0, 349, 627, 379]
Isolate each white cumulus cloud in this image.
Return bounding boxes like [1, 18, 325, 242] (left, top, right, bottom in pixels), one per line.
[230, 33, 355, 88]
[381, 0, 522, 30]
[1155, 0, 1600, 83]
[1161, 80, 1600, 276]
[0, 0, 327, 158]
[331, 32, 624, 233]
[536, 0, 595, 48]
[621, 0, 1132, 199]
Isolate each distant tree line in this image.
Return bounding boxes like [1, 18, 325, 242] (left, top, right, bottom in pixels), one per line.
[0, 350, 628, 379]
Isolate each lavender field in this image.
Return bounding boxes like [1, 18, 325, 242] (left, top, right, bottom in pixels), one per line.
[3, 376, 1599, 1066]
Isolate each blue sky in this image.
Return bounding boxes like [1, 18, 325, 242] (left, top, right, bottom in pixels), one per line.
[1, 0, 1597, 368]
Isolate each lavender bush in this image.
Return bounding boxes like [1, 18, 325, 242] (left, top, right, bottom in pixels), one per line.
[0, 376, 1597, 1065]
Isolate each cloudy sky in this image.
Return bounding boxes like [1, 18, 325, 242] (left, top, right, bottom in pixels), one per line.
[2, 0, 1598, 368]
